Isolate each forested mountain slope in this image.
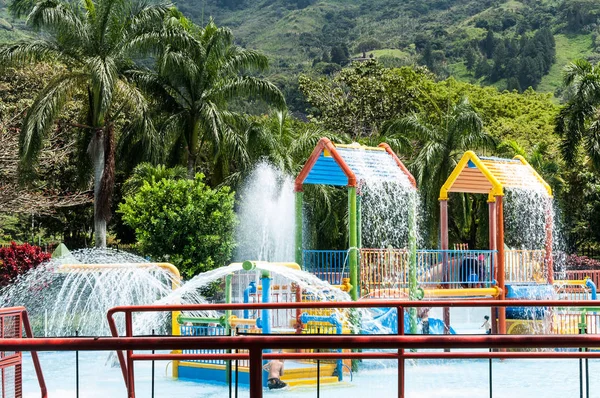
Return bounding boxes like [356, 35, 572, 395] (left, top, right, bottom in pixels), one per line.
[1, 0, 600, 100]
[179, 0, 600, 95]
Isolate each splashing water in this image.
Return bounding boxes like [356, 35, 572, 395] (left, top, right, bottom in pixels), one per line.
[0, 249, 209, 337]
[133, 262, 383, 336]
[335, 146, 419, 249]
[235, 162, 295, 262]
[504, 188, 552, 250]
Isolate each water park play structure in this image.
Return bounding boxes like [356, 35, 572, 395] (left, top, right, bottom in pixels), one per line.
[3, 138, 600, 397]
[172, 260, 352, 388]
[294, 139, 596, 335]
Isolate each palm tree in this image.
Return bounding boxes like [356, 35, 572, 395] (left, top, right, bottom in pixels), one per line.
[1, 0, 175, 247]
[555, 59, 600, 168]
[385, 98, 497, 245]
[132, 17, 286, 181]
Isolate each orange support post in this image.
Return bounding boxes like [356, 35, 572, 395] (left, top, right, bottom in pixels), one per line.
[440, 200, 451, 340]
[440, 200, 449, 251]
[496, 196, 506, 335]
[488, 200, 498, 335]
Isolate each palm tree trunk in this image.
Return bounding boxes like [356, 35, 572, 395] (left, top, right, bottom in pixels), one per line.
[91, 131, 106, 248]
[187, 154, 196, 179]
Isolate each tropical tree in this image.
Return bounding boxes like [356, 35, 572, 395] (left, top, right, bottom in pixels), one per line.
[555, 59, 600, 169]
[0, 0, 175, 247]
[385, 98, 497, 245]
[132, 17, 285, 182]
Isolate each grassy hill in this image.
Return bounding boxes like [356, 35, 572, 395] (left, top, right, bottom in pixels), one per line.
[0, 1, 29, 43]
[190, 0, 600, 95]
[1, 0, 600, 97]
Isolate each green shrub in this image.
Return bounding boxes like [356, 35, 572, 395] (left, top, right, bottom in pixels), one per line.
[118, 174, 237, 278]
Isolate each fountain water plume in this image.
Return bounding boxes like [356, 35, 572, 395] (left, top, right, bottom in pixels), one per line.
[235, 162, 295, 262]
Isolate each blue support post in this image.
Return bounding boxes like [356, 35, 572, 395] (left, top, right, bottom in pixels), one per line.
[243, 281, 257, 320]
[261, 272, 272, 388]
[586, 279, 597, 300]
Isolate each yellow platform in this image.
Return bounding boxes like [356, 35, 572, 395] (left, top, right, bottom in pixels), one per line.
[281, 362, 339, 387]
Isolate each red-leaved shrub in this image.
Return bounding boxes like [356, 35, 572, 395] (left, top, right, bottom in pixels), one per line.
[0, 242, 51, 286]
[565, 254, 600, 271]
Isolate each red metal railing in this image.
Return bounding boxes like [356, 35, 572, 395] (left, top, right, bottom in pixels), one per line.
[0, 307, 46, 398]
[103, 300, 600, 398]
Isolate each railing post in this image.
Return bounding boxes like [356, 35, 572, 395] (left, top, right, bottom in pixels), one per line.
[126, 311, 135, 398]
[249, 347, 263, 398]
[398, 305, 405, 398]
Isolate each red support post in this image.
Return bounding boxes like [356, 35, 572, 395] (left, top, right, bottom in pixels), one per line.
[249, 348, 263, 398]
[398, 305, 404, 398]
[496, 196, 506, 336]
[21, 311, 47, 398]
[125, 311, 135, 398]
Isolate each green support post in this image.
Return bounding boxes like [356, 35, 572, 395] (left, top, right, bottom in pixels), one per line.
[348, 187, 358, 301]
[295, 191, 303, 267]
[408, 191, 418, 334]
[357, 195, 362, 250]
[225, 273, 233, 383]
[225, 274, 233, 334]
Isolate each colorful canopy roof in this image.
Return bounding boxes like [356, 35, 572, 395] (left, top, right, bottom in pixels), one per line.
[439, 151, 552, 201]
[295, 138, 416, 192]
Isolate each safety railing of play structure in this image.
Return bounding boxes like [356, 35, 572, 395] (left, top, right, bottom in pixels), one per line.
[0, 307, 47, 398]
[104, 300, 600, 398]
[505, 249, 547, 283]
[304, 249, 496, 296]
[302, 250, 349, 285]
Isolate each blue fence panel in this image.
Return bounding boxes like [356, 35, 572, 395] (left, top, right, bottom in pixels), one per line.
[302, 250, 349, 285]
[416, 250, 496, 287]
[181, 325, 227, 364]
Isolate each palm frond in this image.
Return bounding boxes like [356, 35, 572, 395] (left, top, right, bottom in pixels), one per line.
[28, 0, 87, 42]
[221, 47, 269, 75]
[385, 114, 434, 141]
[585, 119, 600, 171]
[0, 40, 63, 68]
[198, 101, 224, 153]
[209, 77, 285, 109]
[87, 56, 118, 120]
[20, 72, 87, 167]
[563, 59, 593, 88]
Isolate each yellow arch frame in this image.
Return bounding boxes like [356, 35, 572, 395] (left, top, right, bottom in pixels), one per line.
[439, 151, 553, 202]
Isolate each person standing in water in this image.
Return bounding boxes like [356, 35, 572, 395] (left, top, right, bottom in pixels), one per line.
[481, 315, 492, 334]
[418, 307, 431, 334]
[264, 358, 287, 389]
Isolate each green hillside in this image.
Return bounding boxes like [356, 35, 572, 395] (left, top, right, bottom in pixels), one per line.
[0, 0, 28, 43]
[186, 0, 600, 96]
[2, 0, 600, 98]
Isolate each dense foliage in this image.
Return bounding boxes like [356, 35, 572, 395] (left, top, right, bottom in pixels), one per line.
[0, 242, 50, 286]
[3, 0, 600, 275]
[565, 254, 600, 271]
[118, 173, 237, 278]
